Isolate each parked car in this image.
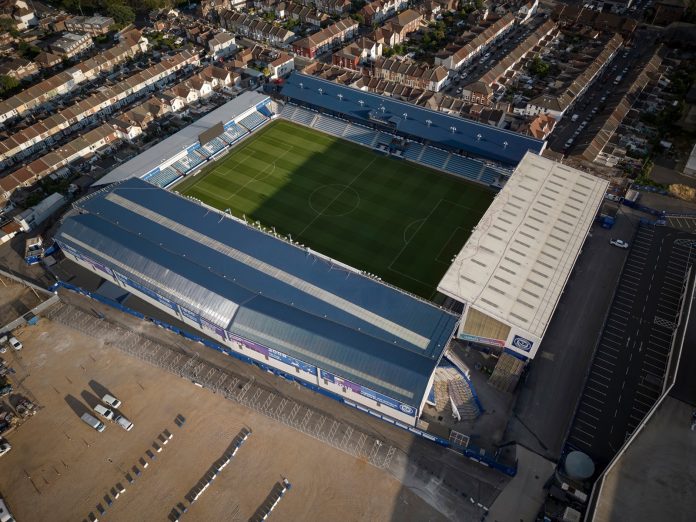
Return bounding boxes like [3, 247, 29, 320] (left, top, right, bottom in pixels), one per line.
[115, 415, 133, 431]
[94, 404, 114, 420]
[8, 337, 21, 351]
[102, 394, 121, 408]
[610, 239, 629, 249]
[81, 412, 105, 432]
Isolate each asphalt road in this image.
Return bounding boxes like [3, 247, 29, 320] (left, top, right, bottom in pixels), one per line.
[443, 16, 546, 95]
[503, 210, 638, 460]
[547, 27, 661, 154]
[565, 224, 696, 469]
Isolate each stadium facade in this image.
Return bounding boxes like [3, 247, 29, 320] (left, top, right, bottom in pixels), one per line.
[437, 153, 609, 360]
[54, 178, 459, 427]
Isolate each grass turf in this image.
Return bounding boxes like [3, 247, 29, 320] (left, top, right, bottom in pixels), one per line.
[175, 120, 494, 299]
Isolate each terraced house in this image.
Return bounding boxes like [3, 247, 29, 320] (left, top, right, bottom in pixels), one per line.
[221, 11, 295, 46]
[292, 18, 358, 58]
[0, 50, 199, 168]
[0, 28, 146, 125]
[372, 57, 449, 93]
[435, 13, 515, 70]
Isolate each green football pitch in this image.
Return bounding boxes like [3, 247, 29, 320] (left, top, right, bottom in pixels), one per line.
[175, 120, 494, 299]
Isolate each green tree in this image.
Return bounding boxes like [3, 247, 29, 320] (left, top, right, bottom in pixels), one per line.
[0, 74, 19, 96]
[106, 3, 135, 28]
[18, 41, 41, 60]
[352, 13, 365, 25]
[528, 56, 550, 78]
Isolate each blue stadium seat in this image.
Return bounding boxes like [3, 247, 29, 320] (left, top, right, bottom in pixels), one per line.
[222, 123, 248, 144]
[445, 154, 485, 182]
[172, 151, 206, 174]
[404, 143, 424, 162]
[312, 114, 348, 137]
[238, 110, 268, 131]
[143, 166, 181, 188]
[286, 106, 316, 126]
[420, 147, 448, 170]
[376, 133, 392, 146]
[480, 166, 500, 185]
[343, 124, 377, 147]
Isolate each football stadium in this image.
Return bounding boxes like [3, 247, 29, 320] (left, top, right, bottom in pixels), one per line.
[54, 73, 604, 471]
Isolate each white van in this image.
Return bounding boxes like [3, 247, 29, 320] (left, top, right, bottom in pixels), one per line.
[102, 394, 121, 408]
[115, 415, 134, 431]
[81, 412, 106, 432]
[94, 404, 114, 420]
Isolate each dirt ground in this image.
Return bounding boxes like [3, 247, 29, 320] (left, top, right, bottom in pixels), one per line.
[0, 317, 447, 522]
[0, 278, 43, 327]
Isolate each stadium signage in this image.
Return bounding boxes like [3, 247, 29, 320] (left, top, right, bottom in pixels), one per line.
[458, 333, 506, 347]
[319, 369, 416, 417]
[267, 347, 318, 375]
[511, 335, 534, 352]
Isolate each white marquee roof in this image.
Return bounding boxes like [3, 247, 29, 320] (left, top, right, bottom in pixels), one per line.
[438, 152, 609, 339]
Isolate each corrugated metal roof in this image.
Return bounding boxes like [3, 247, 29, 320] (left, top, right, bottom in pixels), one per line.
[281, 71, 545, 165]
[56, 178, 457, 406]
[437, 152, 608, 339]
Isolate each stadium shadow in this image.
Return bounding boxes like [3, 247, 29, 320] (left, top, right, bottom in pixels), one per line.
[178, 133, 493, 299]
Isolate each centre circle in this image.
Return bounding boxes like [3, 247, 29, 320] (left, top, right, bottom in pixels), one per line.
[308, 184, 360, 217]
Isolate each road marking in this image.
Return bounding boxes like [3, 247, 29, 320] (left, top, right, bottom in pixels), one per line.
[574, 426, 595, 439]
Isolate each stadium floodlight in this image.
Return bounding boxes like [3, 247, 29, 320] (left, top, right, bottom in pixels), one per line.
[450, 126, 456, 134]
[338, 93, 343, 101]
[318, 88, 323, 95]
[380, 106, 386, 113]
[476, 133, 482, 141]
[299, 82, 304, 89]
[426, 119, 432, 127]
[402, 112, 408, 119]
[358, 100, 365, 107]
[503, 141, 508, 149]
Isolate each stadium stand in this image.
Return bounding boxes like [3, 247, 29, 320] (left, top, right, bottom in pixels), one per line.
[438, 153, 609, 362]
[282, 104, 317, 126]
[281, 71, 546, 165]
[313, 113, 347, 135]
[222, 123, 248, 144]
[280, 102, 509, 187]
[238, 110, 270, 131]
[480, 165, 504, 185]
[143, 166, 182, 188]
[431, 365, 481, 421]
[446, 154, 485, 183]
[420, 147, 449, 170]
[95, 92, 277, 188]
[55, 177, 459, 427]
[403, 142, 425, 162]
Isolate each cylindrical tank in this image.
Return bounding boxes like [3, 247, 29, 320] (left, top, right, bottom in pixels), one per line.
[564, 450, 595, 480]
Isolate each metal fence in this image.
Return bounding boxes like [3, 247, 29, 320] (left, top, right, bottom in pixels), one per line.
[45, 303, 398, 472]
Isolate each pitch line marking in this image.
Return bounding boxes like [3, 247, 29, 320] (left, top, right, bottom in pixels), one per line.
[297, 156, 376, 238]
[308, 184, 361, 217]
[435, 226, 467, 265]
[403, 219, 426, 244]
[221, 146, 294, 202]
[388, 198, 445, 272]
